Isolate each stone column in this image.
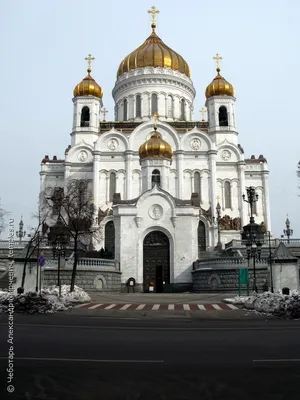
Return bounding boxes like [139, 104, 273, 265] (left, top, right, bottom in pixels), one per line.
[237, 161, 247, 227]
[176, 151, 184, 198]
[185, 102, 189, 121]
[125, 151, 134, 200]
[93, 152, 101, 224]
[262, 167, 271, 232]
[165, 96, 168, 119]
[208, 150, 217, 248]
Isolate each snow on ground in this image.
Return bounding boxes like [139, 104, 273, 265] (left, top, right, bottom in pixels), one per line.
[0, 285, 91, 314]
[42, 285, 91, 303]
[223, 296, 252, 305]
[223, 291, 300, 318]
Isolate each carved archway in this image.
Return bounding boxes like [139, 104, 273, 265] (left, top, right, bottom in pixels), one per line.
[198, 220, 206, 254]
[143, 231, 170, 293]
[104, 221, 115, 258]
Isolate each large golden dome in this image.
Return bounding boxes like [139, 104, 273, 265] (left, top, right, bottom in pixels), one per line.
[73, 67, 103, 99]
[205, 67, 234, 98]
[139, 129, 173, 160]
[117, 24, 190, 79]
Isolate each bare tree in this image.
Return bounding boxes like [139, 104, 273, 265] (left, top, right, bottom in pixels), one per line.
[20, 217, 48, 290]
[0, 198, 8, 237]
[41, 179, 95, 292]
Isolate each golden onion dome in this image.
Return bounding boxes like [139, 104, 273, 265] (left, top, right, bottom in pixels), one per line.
[139, 128, 173, 160]
[73, 67, 103, 99]
[117, 23, 190, 79]
[205, 67, 234, 98]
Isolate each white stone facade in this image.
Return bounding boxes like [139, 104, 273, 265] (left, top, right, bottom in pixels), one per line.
[40, 59, 271, 292]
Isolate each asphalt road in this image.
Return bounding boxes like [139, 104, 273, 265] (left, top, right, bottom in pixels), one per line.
[1, 314, 300, 399]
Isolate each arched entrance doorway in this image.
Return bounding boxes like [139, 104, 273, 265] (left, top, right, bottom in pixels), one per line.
[143, 231, 170, 293]
[198, 221, 206, 256]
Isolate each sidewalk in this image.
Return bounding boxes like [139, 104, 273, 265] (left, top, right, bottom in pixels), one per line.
[87, 292, 237, 304]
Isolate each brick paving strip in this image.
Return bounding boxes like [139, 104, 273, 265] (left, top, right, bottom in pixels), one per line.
[73, 303, 239, 311]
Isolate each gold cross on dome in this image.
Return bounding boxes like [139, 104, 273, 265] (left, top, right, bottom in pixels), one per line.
[200, 107, 207, 121]
[101, 108, 108, 122]
[148, 6, 160, 24]
[85, 54, 95, 71]
[213, 53, 223, 69]
[153, 112, 159, 130]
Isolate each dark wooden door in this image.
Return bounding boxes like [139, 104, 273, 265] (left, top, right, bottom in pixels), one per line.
[198, 221, 206, 252]
[143, 231, 170, 293]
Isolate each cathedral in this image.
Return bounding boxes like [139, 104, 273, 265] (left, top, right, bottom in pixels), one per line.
[40, 7, 271, 292]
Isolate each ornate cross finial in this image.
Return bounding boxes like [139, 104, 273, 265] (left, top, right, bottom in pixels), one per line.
[85, 53, 95, 73]
[200, 107, 207, 121]
[213, 53, 223, 71]
[101, 108, 108, 122]
[148, 6, 160, 28]
[153, 112, 159, 130]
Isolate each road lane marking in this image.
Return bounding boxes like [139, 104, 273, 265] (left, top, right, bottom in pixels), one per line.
[212, 304, 222, 310]
[168, 304, 174, 310]
[88, 304, 103, 310]
[73, 303, 91, 308]
[104, 304, 116, 310]
[183, 304, 190, 311]
[197, 305, 206, 310]
[152, 304, 160, 310]
[136, 304, 146, 310]
[119, 304, 131, 310]
[0, 357, 164, 363]
[253, 359, 300, 363]
[227, 304, 238, 310]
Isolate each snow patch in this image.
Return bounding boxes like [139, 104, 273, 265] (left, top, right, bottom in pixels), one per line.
[0, 285, 91, 314]
[223, 291, 300, 319]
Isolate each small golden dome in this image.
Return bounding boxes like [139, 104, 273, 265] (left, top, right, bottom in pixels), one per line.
[205, 68, 234, 98]
[73, 68, 103, 98]
[117, 25, 190, 79]
[139, 129, 173, 160]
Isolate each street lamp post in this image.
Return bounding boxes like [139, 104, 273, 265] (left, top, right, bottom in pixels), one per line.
[241, 186, 264, 292]
[16, 217, 26, 242]
[215, 201, 222, 250]
[283, 217, 293, 244]
[267, 230, 274, 293]
[48, 218, 70, 297]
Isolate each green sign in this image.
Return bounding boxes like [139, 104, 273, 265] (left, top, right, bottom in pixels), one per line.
[239, 269, 249, 285]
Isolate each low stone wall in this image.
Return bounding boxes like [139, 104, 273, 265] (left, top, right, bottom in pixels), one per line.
[43, 268, 122, 292]
[192, 266, 268, 292]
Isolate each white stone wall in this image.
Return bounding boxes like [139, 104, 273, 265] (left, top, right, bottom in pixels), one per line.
[273, 262, 299, 292]
[113, 186, 199, 285]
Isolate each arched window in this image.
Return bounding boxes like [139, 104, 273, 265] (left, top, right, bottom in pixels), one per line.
[180, 99, 185, 120]
[81, 106, 90, 127]
[109, 172, 116, 202]
[123, 99, 128, 121]
[136, 95, 141, 117]
[167, 95, 173, 118]
[252, 193, 258, 215]
[224, 181, 231, 208]
[151, 169, 161, 187]
[105, 221, 115, 258]
[96, 279, 103, 289]
[219, 106, 228, 126]
[151, 93, 158, 115]
[198, 221, 206, 253]
[194, 172, 201, 201]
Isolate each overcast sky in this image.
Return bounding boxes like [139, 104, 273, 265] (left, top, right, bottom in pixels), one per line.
[1, 0, 299, 239]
